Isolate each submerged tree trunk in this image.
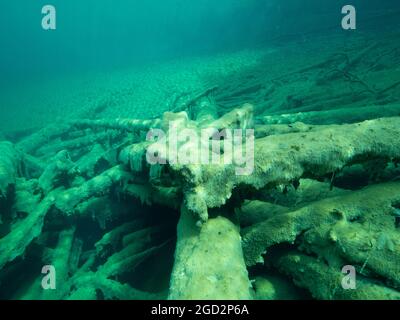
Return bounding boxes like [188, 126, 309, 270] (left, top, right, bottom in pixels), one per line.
[168, 206, 253, 300]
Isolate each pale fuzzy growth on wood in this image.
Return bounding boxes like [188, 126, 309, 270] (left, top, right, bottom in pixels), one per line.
[2, 33, 400, 299]
[168, 208, 253, 300]
[273, 252, 400, 300]
[2, 106, 400, 300]
[177, 117, 400, 222]
[0, 142, 20, 200]
[242, 182, 400, 285]
[0, 194, 55, 270]
[261, 103, 400, 126]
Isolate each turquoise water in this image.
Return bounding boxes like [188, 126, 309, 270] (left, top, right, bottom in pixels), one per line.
[1, 1, 398, 82]
[1, 0, 399, 132]
[0, 0, 400, 300]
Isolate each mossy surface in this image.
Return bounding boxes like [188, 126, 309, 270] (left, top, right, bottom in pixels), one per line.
[1, 28, 400, 300]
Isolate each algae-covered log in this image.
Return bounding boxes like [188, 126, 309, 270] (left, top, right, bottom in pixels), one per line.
[39, 227, 77, 300]
[70, 118, 161, 132]
[38, 150, 76, 193]
[36, 130, 121, 157]
[0, 194, 54, 269]
[98, 240, 168, 278]
[300, 218, 400, 289]
[119, 141, 150, 173]
[0, 142, 20, 201]
[236, 200, 289, 228]
[168, 207, 252, 300]
[252, 274, 304, 300]
[94, 219, 148, 258]
[22, 153, 45, 178]
[254, 122, 330, 138]
[123, 183, 181, 209]
[207, 103, 254, 130]
[191, 95, 218, 124]
[241, 182, 400, 286]
[256, 179, 350, 208]
[2, 80, 400, 300]
[69, 272, 162, 300]
[261, 103, 400, 125]
[178, 117, 400, 221]
[16, 123, 73, 154]
[55, 165, 130, 214]
[273, 251, 400, 300]
[75, 144, 106, 177]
